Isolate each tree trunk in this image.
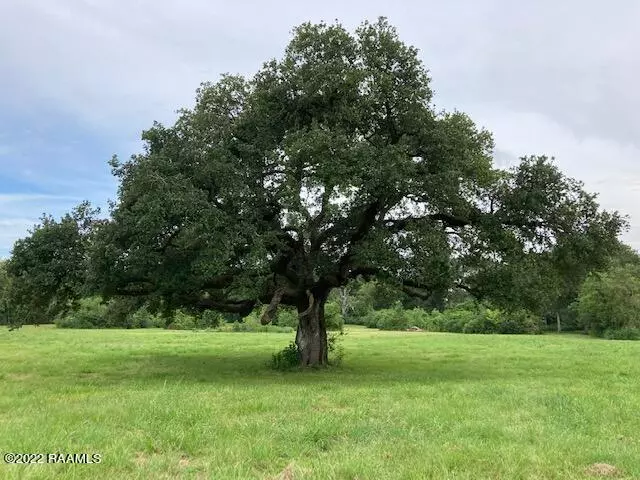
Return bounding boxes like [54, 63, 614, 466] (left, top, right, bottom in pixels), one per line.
[556, 312, 561, 333]
[295, 289, 329, 367]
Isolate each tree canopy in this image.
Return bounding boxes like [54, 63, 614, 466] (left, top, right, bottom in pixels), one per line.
[5, 202, 99, 324]
[7, 18, 628, 365]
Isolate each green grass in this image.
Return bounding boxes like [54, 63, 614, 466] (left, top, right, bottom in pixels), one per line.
[1, 326, 640, 479]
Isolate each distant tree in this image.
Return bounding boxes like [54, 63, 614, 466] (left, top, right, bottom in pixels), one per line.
[543, 240, 639, 332]
[6, 202, 99, 324]
[608, 243, 640, 267]
[573, 262, 640, 336]
[35, 19, 624, 365]
[453, 159, 625, 321]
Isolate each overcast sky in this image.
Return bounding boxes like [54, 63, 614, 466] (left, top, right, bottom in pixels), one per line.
[1, 0, 638, 257]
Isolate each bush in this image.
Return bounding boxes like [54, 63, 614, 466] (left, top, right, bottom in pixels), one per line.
[324, 301, 345, 331]
[166, 310, 197, 330]
[404, 307, 430, 329]
[357, 302, 543, 335]
[55, 297, 107, 329]
[271, 342, 300, 370]
[128, 307, 164, 328]
[497, 309, 543, 334]
[55, 314, 95, 329]
[55, 297, 166, 329]
[198, 310, 222, 329]
[222, 305, 339, 333]
[574, 264, 640, 337]
[328, 331, 345, 366]
[362, 303, 433, 331]
[275, 307, 298, 328]
[242, 303, 342, 331]
[462, 310, 499, 334]
[271, 333, 345, 370]
[102, 297, 142, 327]
[604, 328, 640, 340]
[230, 321, 253, 332]
[435, 308, 476, 333]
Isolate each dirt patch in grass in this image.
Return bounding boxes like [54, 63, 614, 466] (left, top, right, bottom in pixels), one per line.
[585, 463, 621, 477]
[272, 462, 302, 480]
[134, 452, 149, 466]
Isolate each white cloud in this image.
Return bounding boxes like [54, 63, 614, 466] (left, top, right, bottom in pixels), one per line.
[0, 219, 37, 257]
[0, 194, 86, 257]
[466, 106, 640, 250]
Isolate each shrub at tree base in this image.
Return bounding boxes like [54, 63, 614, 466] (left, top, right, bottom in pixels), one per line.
[327, 332, 345, 366]
[271, 303, 344, 331]
[271, 342, 300, 370]
[271, 333, 345, 370]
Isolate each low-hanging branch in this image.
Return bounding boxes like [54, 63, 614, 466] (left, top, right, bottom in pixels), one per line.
[259, 286, 286, 325]
[298, 290, 315, 318]
[197, 298, 256, 315]
[401, 283, 433, 299]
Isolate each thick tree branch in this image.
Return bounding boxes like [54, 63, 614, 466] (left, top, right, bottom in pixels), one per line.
[271, 255, 299, 286]
[309, 184, 333, 246]
[151, 226, 183, 254]
[454, 282, 481, 298]
[336, 199, 384, 279]
[259, 286, 285, 325]
[201, 274, 237, 290]
[197, 298, 256, 315]
[384, 211, 548, 233]
[113, 284, 154, 296]
[313, 198, 383, 252]
[401, 280, 433, 300]
[347, 265, 381, 280]
[299, 290, 315, 318]
[385, 213, 472, 231]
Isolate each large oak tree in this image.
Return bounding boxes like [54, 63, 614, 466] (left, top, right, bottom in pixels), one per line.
[82, 19, 624, 365]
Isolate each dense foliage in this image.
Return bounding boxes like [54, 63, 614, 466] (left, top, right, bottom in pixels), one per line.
[4, 202, 99, 325]
[352, 301, 543, 334]
[573, 262, 640, 339]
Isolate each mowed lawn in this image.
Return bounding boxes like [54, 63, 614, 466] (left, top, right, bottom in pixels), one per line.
[1, 326, 639, 480]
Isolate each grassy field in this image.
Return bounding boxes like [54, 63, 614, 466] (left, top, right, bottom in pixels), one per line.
[1, 326, 639, 479]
